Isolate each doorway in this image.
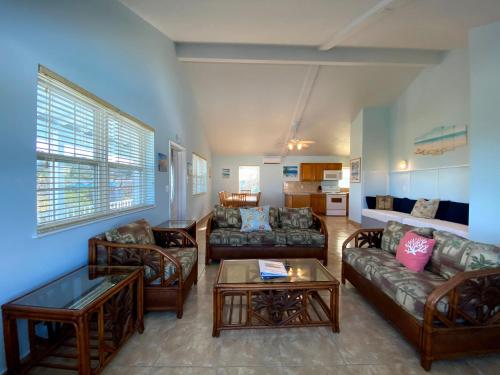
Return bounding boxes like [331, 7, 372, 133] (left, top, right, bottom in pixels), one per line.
[169, 141, 187, 220]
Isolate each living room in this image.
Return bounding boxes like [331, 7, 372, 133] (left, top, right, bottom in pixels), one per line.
[1, 0, 500, 374]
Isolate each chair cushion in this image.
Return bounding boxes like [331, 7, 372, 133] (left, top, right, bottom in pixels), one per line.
[342, 247, 448, 320]
[105, 219, 155, 245]
[247, 229, 287, 246]
[381, 221, 434, 254]
[285, 229, 325, 246]
[209, 228, 248, 246]
[213, 206, 241, 228]
[163, 247, 197, 281]
[430, 231, 500, 279]
[279, 207, 313, 229]
[411, 198, 440, 219]
[240, 206, 271, 232]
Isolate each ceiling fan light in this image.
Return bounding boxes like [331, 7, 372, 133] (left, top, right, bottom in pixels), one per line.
[297, 143, 303, 151]
[288, 143, 294, 150]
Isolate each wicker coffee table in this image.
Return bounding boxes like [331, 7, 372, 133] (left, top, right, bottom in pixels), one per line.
[212, 259, 339, 337]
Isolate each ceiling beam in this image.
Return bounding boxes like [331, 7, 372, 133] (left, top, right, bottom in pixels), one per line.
[176, 43, 444, 68]
[318, 0, 411, 51]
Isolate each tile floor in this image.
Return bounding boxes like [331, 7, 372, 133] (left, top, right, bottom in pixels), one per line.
[39, 216, 500, 374]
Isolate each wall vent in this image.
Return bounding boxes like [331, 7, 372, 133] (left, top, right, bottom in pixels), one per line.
[263, 156, 282, 164]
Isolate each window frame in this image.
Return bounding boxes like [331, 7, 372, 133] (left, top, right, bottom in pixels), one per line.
[36, 65, 155, 234]
[238, 165, 260, 194]
[192, 152, 208, 196]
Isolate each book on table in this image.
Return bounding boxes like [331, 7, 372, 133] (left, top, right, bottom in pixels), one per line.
[258, 260, 288, 279]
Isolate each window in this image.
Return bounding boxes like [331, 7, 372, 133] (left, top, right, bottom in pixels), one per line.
[238, 166, 260, 193]
[339, 167, 350, 188]
[36, 66, 155, 234]
[192, 153, 207, 195]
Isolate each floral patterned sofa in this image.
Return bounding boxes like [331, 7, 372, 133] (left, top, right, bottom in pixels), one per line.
[205, 206, 328, 265]
[88, 219, 198, 318]
[342, 220, 500, 370]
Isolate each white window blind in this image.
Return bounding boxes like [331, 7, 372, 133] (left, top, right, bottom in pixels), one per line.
[36, 67, 155, 234]
[192, 154, 207, 195]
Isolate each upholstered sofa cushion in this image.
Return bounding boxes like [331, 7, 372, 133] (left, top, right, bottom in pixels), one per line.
[430, 231, 500, 279]
[105, 219, 155, 245]
[209, 228, 248, 246]
[343, 247, 448, 320]
[163, 247, 197, 282]
[213, 206, 242, 228]
[285, 229, 325, 246]
[247, 229, 287, 246]
[279, 207, 313, 229]
[381, 221, 434, 254]
[269, 207, 280, 229]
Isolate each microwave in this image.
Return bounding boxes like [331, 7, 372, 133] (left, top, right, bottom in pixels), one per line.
[323, 170, 342, 181]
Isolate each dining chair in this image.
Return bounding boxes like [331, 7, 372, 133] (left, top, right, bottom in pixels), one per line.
[231, 193, 247, 207]
[239, 190, 251, 194]
[218, 191, 226, 206]
[255, 192, 261, 206]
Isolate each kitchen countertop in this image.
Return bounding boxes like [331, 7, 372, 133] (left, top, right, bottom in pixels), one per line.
[284, 192, 325, 195]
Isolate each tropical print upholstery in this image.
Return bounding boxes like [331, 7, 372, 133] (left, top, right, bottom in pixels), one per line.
[209, 228, 248, 246]
[430, 231, 500, 279]
[269, 207, 280, 229]
[279, 207, 313, 229]
[285, 229, 325, 246]
[247, 229, 287, 246]
[240, 206, 272, 232]
[105, 219, 155, 245]
[162, 247, 197, 282]
[343, 247, 448, 320]
[381, 221, 434, 254]
[411, 198, 440, 219]
[213, 205, 241, 228]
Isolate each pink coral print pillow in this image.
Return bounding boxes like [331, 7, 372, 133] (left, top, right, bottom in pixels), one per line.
[396, 231, 436, 272]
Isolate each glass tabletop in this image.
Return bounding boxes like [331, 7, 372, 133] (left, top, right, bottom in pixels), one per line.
[8, 266, 139, 310]
[155, 220, 196, 229]
[217, 259, 336, 284]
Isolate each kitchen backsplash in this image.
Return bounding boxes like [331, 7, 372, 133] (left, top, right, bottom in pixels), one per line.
[283, 181, 323, 193]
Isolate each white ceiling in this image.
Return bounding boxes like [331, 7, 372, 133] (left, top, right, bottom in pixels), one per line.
[121, 0, 500, 155]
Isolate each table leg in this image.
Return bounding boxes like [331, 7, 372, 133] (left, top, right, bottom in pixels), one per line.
[137, 274, 144, 333]
[212, 288, 220, 337]
[75, 317, 91, 375]
[331, 286, 340, 333]
[2, 312, 20, 374]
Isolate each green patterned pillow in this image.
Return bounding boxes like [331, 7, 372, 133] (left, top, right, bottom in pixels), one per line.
[381, 221, 434, 254]
[279, 207, 313, 229]
[411, 198, 440, 219]
[430, 231, 500, 279]
[105, 219, 155, 245]
[213, 205, 241, 228]
[268, 207, 280, 229]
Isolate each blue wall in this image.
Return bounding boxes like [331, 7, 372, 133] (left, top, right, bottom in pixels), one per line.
[348, 110, 364, 222]
[0, 0, 211, 370]
[469, 21, 500, 243]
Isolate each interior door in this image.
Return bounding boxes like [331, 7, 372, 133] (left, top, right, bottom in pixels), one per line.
[169, 141, 187, 220]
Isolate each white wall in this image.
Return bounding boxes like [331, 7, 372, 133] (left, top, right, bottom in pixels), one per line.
[212, 155, 349, 207]
[469, 21, 500, 243]
[388, 49, 470, 202]
[349, 111, 364, 222]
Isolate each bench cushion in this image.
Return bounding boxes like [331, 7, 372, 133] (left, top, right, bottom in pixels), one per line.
[209, 228, 248, 246]
[430, 231, 500, 279]
[362, 209, 412, 223]
[401, 217, 468, 238]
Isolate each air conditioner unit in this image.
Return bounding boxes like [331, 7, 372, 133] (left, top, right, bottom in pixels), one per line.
[263, 156, 282, 164]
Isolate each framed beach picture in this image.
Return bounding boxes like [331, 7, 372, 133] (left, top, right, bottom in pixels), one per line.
[157, 152, 168, 172]
[282, 165, 299, 181]
[350, 158, 361, 183]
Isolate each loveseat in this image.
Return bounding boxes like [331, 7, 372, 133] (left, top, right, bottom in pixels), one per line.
[88, 219, 198, 318]
[205, 206, 328, 265]
[362, 196, 469, 238]
[342, 220, 500, 370]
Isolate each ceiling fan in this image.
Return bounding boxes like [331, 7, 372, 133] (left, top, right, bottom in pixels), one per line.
[287, 138, 315, 151]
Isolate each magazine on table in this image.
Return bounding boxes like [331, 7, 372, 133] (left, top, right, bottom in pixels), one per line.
[258, 260, 288, 279]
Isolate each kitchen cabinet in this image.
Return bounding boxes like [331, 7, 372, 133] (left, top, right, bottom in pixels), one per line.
[284, 194, 311, 208]
[310, 193, 326, 214]
[300, 163, 342, 181]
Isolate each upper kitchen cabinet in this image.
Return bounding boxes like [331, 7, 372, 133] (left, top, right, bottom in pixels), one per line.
[300, 163, 342, 181]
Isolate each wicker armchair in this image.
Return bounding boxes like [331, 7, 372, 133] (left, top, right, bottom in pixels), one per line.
[88, 219, 198, 318]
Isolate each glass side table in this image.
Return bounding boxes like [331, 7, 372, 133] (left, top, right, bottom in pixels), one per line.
[2, 266, 143, 374]
[153, 220, 197, 247]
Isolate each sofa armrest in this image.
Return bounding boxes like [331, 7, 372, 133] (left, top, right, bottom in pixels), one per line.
[88, 239, 183, 287]
[423, 267, 500, 329]
[342, 228, 384, 251]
